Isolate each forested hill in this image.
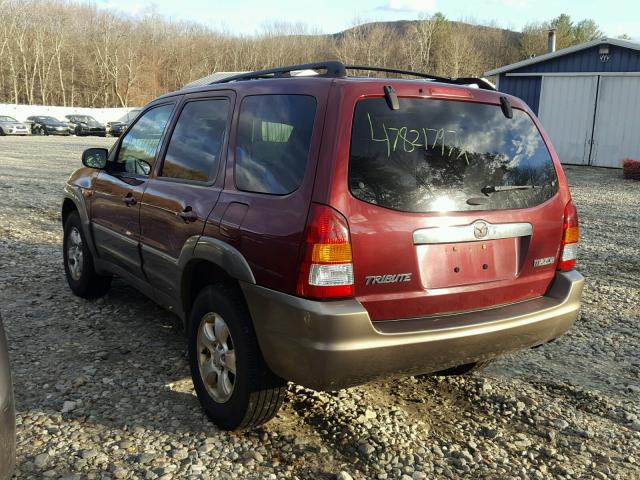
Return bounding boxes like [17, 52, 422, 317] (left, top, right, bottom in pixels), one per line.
[333, 18, 522, 43]
[0, 0, 603, 108]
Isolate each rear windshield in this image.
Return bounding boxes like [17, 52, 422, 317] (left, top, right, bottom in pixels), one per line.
[349, 98, 558, 212]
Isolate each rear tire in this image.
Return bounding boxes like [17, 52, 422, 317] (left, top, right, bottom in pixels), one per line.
[188, 284, 287, 430]
[63, 211, 111, 298]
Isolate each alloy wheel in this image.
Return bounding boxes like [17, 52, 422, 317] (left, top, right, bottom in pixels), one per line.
[66, 226, 84, 281]
[197, 312, 236, 403]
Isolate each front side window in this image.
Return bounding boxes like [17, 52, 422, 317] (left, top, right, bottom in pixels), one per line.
[114, 104, 173, 176]
[350, 98, 558, 212]
[235, 95, 316, 195]
[161, 99, 230, 182]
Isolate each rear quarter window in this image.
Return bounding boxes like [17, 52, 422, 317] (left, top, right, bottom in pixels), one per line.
[349, 98, 558, 212]
[235, 95, 316, 195]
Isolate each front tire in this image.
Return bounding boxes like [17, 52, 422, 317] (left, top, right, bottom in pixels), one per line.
[63, 211, 111, 297]
[188, 284, 287, 430]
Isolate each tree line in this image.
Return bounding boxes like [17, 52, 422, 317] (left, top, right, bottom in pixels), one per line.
[0, 0, 609, 108]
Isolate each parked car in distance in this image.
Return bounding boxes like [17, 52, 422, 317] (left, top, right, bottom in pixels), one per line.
[61, 61, 584, 431]
[26, 115, 71, 136]
[0, 315, 16, 480]
[65, 114, 106, 136]
[105, 122, 126, 137]
[0, 115, 30, 136]
[106, 108, 141, 137]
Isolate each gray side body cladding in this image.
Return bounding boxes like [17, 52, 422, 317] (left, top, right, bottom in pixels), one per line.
[180, 236, 256, 284]
[171, 236, 256, 323]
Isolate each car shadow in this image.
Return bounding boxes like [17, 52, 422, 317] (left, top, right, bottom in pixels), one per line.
[6, 277, 214, 434]
[1, 240, 343, 478]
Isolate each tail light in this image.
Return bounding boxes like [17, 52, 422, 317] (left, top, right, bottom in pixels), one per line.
[297, 204, 354, 299]
[558, 200, 579, 270]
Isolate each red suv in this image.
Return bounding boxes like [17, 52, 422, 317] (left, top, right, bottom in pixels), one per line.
[62, 62, 584, 430]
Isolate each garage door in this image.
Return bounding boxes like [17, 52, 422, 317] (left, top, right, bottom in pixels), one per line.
[538, 76, 598, 165]
[591, 76, 640, 168]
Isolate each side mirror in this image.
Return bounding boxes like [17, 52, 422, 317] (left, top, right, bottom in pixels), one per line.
[137, 160, 151, 176]
[82, 148, 108, 169]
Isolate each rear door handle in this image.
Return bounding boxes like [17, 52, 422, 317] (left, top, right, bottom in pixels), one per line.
[123, 192, 136, 206]
[178, 207, 197, 223]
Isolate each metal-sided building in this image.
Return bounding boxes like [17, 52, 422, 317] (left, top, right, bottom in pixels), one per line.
[485, 36, 640, 168]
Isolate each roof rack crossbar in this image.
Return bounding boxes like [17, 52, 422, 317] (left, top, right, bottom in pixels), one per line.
[209, 60, 495, 91]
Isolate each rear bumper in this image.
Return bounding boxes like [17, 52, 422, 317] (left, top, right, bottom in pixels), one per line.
[242, 270, 584, 390]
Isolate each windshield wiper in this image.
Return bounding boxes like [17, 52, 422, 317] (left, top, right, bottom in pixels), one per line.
[481, 184, 537, 195]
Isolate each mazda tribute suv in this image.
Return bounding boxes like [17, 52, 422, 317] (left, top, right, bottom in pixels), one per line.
[61, 61, 583, 430]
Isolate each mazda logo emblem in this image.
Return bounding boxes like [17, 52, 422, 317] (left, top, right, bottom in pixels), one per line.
[474, 221, 489, 239]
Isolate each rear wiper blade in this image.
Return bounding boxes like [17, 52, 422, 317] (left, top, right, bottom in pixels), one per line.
[481, 184, 537, 195]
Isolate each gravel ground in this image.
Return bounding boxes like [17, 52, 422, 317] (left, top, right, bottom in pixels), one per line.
[0, 136, 638, 480]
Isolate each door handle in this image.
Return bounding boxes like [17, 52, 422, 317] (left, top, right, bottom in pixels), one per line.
[178, 207, 197, 223]
[123, 193, 136, 206]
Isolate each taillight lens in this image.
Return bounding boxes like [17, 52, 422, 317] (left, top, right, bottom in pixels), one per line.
[297, 204, 354, 299]
[558, 200, 579, 270]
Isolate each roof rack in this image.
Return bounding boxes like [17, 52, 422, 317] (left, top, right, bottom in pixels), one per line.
[344, 65, 495, 90]
[210, 60, 495, 90]
[211, 61, 346, 84]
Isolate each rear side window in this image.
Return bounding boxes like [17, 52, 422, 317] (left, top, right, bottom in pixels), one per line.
[161, 99, 230, 182]
[235, 95, 316, 195]
[350, 98, 558, 212]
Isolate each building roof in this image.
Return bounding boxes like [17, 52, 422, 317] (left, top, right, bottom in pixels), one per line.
[485, 37, 640, 77]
